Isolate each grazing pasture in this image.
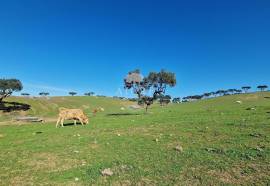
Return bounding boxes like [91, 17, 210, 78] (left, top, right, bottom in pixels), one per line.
[0, 93, 270, 185]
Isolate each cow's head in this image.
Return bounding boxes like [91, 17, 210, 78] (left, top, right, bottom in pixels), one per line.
[82, 115, 89, 124]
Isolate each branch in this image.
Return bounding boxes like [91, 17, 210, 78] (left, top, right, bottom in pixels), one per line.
[0, 92, 12, 102]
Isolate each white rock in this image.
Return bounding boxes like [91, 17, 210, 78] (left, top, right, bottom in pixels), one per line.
[175, 145, 184, 152]
[101, 168, 113, 176]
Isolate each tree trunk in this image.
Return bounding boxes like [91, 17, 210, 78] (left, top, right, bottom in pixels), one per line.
[0, 93, 11, 103]
[145, 105, 149, 113]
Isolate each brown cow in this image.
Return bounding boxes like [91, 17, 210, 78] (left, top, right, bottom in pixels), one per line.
[56, 108, 89, 128]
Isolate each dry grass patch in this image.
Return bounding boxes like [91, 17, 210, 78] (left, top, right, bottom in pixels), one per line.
[23, 152, 80, 172]
[208, 163, 270, 185]
[243, 94, 260, 101]
[9, 175, 34, 186]
[89, 143, 99, 149]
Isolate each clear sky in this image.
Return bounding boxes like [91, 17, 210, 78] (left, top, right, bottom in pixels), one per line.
[0, 0, 269, 97]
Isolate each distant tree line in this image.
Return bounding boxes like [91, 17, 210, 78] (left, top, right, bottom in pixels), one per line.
[179, 85, 269, 103]
[1, 78, 268, 105]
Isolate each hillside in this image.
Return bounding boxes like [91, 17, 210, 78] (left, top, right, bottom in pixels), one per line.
[0, 96, 133, 123]
[0, 92, 269, 185]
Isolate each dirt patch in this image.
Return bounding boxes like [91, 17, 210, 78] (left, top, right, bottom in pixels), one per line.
[0, 118, 57, 126]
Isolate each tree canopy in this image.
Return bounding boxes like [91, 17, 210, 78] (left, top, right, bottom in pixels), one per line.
[84, 92, 95, 96]
[0, 79, 23, 102]
[242, 86, 251, 93]
[257, 85, 268, 92]
[124, 69, 176, 112]
[21, 93, 30, 96]
[39, 92, 50, 96]
[69, 92, 77, 96]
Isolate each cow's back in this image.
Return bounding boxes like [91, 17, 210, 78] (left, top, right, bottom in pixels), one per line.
[59, 109, 85, 119]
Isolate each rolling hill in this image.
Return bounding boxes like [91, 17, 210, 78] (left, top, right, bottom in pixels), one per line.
[0, 92, 269, 185]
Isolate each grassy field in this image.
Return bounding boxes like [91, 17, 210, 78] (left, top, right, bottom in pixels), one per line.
[0, 93, 270, 185]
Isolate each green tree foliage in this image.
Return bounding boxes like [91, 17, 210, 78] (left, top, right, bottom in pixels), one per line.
[84, 92, 95, 96]
[242, 86, 251, 93]
[0, 79, 23, 102]
[124, 69, 176, 112]
[172, 97, 181, 104]
[257, 85, 268, 92]
[69, 92, 77, 96]
[39, 92, 50, 96]
[21, 93, 30, 96]
[159, 95, 172, 106]
[203, 93, 211, 98]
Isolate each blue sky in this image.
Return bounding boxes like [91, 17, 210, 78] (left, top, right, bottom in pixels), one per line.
[0, 0, 269, 97]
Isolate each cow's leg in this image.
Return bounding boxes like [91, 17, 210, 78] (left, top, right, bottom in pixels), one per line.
[74, 120, 77, 126]
[56, 117, 61, 128]
[61, 118, 65, 127]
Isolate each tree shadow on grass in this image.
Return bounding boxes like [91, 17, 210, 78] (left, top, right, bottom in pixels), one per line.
[106, 113, 141, 117]
[0, 101, 31, 112]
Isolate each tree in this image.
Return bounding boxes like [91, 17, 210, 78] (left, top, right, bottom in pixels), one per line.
[191, 95, 203, 100]
[159, 95, 171, 106]
[257, 85, 268, 92]
[124, 69, 176, 112]
[69, 92, 77, 96]
[203, 93, 211, 99]
[84, 92, 95, 96]
[227, 89, 236, 95]
[242, 86, 251, 93]
[235, 89, 242, 94]
[209, 92, 216, 97]
[0, 79, 23, 102]
[21, 93, 30, 96]
[172, 97, 181, 104]
[39, 92, 49, 96]
[216, 90, 226, 97]
[182, 97, 188, 102]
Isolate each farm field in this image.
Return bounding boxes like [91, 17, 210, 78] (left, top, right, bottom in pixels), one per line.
[0, 92, 270, 185]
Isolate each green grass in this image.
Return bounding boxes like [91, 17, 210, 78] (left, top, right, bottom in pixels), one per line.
[0, 93, 270, 185]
